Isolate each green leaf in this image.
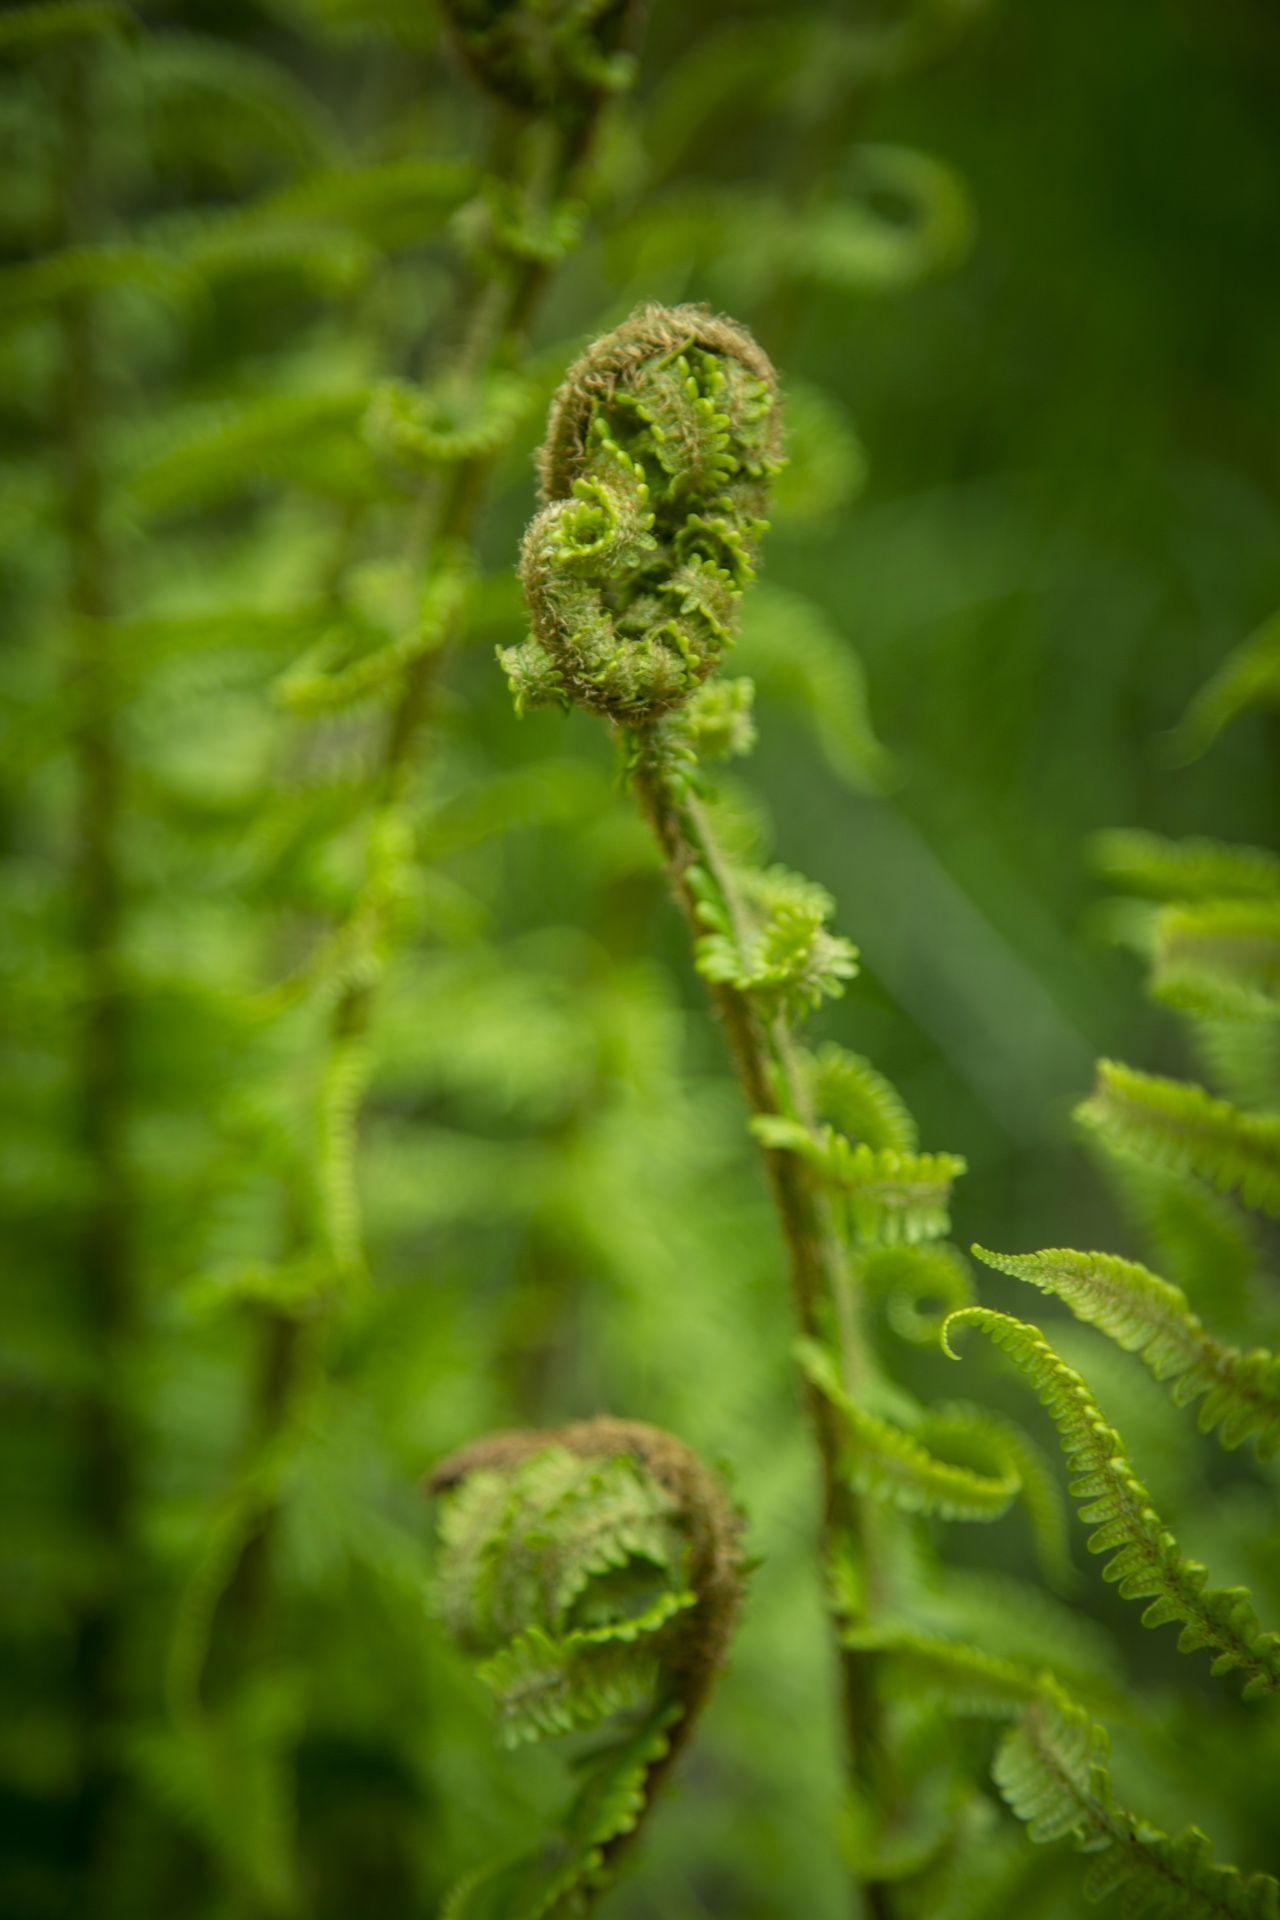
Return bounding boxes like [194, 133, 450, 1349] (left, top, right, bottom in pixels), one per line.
[1148, 899, 1280, 1019]
[1077, 1059, 1280, 1216]
[974, 1243, 1280, 1460]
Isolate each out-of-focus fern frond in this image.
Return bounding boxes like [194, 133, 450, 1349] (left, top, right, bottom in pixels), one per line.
[944, 1308, 1280, 1696]
[1077, 1060, 1280, 1216]
[973, 1244, 1280, 1460]
[861, 1242, 975, 1343]
[735, 584, 897, 792]
[136, 32, 337, 166]
[772, 380, 868, 525]
[1147, 899, 1280, 1019]
[994, 1690, 1280, 1919]
[809, 1040, 918, 1153]
[1090, 829, 1280, 903]
[128, 387, 380, 512]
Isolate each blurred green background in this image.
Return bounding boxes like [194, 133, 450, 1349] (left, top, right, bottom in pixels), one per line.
[2, 0, 1278, 1913]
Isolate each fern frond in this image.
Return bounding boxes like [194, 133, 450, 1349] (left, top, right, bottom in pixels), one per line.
[1148, 899, 1280, 1019]
[754, 1117, 963, 1244]
[943, 1307, 1280, 1696]
[1078, 1059, 1280, 1215]
[973, 1244, 1280, 1460]
[476, 1590, 696, 1747]
[810, 1040, 918, 1153]
[696, 864, 858, 1019]
[273, 556, 471, 714]
[799, 1340, 1019, 1523]
[734, 583, 896, 792]
[129, 388, 379, 513]
[365, 372, 531, 469]
[860, 1243, 974, 1342]
[995, 1690, 1280, 1918]
[1091, 829, 1280, 904]
[843, 1623, 1050, 1720]
[1090, 1141, 1255, 1332]
[265, 157, 475, 249]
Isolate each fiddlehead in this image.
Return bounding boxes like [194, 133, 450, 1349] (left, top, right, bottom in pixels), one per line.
[502, 302, 783, 720]
[430, 1418, 743, 1916]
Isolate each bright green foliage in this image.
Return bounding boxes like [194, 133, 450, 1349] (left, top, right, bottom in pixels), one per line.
[809, 1040, 919, 1153]
[800, 1339, 1071, 1588]
[944, 1309, 1280, 1698]
[973, 1245, 1280, 1460]
[862, 1241, 975, 1342]
[993, 1691, 1280, 1919]
[755, 1117, 964, 1244]
[695, 863, 859, 1019]
[1146, 900, 1280, 1019]
[1078, 1061, 1280, 1215]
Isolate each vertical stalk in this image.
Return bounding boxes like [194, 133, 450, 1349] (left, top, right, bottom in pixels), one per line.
[632, 742, 895, 1920]
[59, 35, 131, 1891]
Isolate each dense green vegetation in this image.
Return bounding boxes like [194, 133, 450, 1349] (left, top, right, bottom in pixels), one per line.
[2, 0, 1278, 1915]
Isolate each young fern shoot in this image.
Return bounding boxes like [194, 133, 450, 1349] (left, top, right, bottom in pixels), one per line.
[504, 303, 1068, 1912]
[430, 1419, 743, 1917]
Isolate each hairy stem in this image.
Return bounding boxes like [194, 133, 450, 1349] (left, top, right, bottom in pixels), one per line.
[631, 741, 894, 1919]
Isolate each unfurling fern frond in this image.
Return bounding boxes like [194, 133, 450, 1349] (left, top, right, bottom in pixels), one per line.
[860, 1243, 974, 1343]
[994, 1690, 1280, 1919]
[754, 1117, 963, 1245]
[430, 1419, 742, 1915]
[973, 1245, 1280, 1461]
[1077, 1060, 1280, 1216]
[695, 864, 859, 1019]
[1090, 829, 1280, 904]
[809, 1040, 918, 1153]
[842, 1623, 1050, 1720]
[503, 303, 783, 721]
[799, 1339, 1071, 1587]
[943, 1308, 1280, 1697]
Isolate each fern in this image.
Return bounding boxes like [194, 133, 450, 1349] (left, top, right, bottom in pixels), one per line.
[1090, 829, 1280, 904]
[994, 1690, 1280, 1919]
[973, 1244, 1280, 1460]
[1163, 607, 1280, 765]
[431, 1419, 742, 1914]
[809, 1040, 919, 1153]
[754, 1117, 964, 1244]
[943, 1307, 1280, 1696]
[1147, 900, 1280, 1019]
[1077, 1060, 1280, 1215]
[860, 1243, 975, 1343]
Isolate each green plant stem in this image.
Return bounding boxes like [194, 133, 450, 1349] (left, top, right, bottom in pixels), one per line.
[631, 740, 895, 1919]
[60, 36, 132, 1891]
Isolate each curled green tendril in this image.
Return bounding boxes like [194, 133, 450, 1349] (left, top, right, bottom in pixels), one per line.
[503, 302, 783, 722]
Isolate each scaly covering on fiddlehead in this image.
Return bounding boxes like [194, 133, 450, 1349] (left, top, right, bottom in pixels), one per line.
[430, 1418, 742, 1912]
[503, 303, 783, 721]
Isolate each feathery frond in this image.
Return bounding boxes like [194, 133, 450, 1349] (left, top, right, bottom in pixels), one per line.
[1090, 829, 1280, 904]
[994, 1690, 1280, 1919]
[973, 1245, 1280, 1460]
[1077, 1060, 1280, 1216]
[943, 1308, 1280, 1696]
[754, 1117, 963, 1244]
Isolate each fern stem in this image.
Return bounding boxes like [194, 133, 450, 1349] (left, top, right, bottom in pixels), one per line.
[632, 739, 895, 1918]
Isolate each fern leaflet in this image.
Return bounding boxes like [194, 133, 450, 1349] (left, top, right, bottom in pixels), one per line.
[754, 1117, 964, 1244]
